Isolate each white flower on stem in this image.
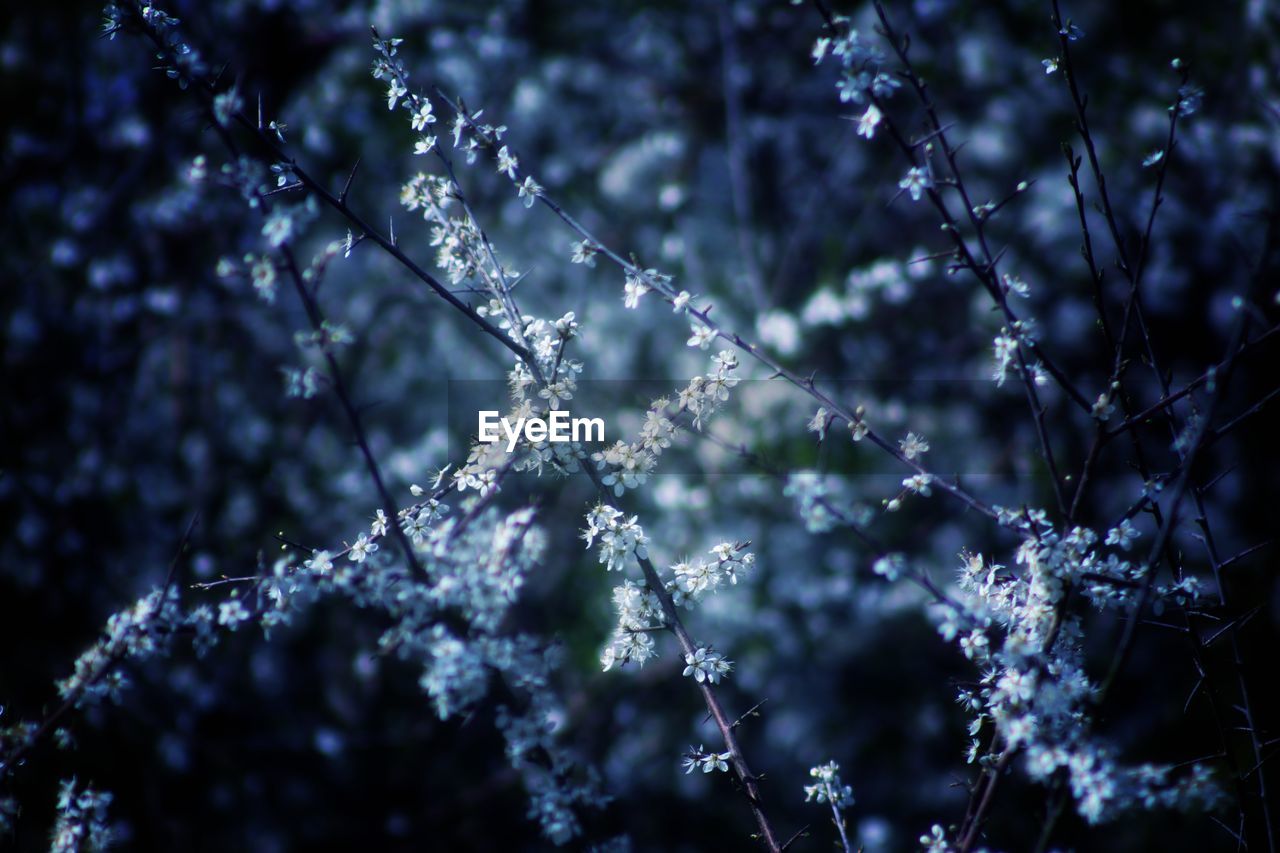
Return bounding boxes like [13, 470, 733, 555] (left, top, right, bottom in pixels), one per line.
[708, 542, 735, 562]
[812, 37, 831, 64]
[413, 136, 437, 155]
[709, 542, 751, 585]
[899, 166, 932, 201]
[682, 647, 732, 684]
[672, 290, 692, 312]
[899, 432, 930, 459]
[348, 533, 378, 563]
[401, 509, 430, 546]
[1092, 390, 1115, 421]
[687, 324, 716, 350]
[218, 598, 250, 629]
[960, 628, 989, 661]
[251, 256, 277, 303]
[449, 110, 468, 148]
[993, 333, 1018, 386]
[903, 473, 932, 496]
[598, 444, 656, 496]
[623, 275, 650, 309]
[304, 550, 333, 574]
[673, 559, 715, 597]
[1060, 22, 1085, 41]
[517, 175, 542, 207]
[533, 335, 558, 362]
[837, 71, 869, 104]
[496, 145, 518, 179]
[856, 103, 882, 139]
[262, 210, 293, 248]
[807, 407, 832, 439]
[386, 79, 407, 110]
[1105, 519, 1141, 551]
[996, 668, 1037, 704]
[370, 509, 388, 537]
[537, 379, 574, 410]
[570, 239, 598, 267]
[1001, 273, 1031, 298]
[410, 100, 436, 131]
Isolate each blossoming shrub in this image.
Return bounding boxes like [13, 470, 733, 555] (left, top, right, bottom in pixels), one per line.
[2, 0, 1277, 850]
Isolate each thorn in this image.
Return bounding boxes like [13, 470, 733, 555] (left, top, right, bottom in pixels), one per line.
[1209, 815, 1245, 845]
[340, 158, 362, 205]
[780, 825, 811, 851]
[1183, 676, 1204, 715]
[1204, 606, 1262, 646]
[263, 184, 302, 198]
[730, 699, 768, 730]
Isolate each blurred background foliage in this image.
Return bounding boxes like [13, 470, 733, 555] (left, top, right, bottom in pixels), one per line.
[2, 0, 1278, 849]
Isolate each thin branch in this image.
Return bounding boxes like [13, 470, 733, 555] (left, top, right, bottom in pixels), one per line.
[0, 512, 199, 779]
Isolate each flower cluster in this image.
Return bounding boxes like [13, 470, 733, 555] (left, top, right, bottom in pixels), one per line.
[55, 586, 194, 709]
[812, 21, 899, 106]
[991, 318, 1043, 389]
[50, 779, 113, 853]
[595, 529, 756, 675]
[583, 504, 649, 575]
[803, 760, 854, 809]
[669, 542, 755, 605]
[599, 579, 665, 671]
[937, 513, 1221, 823]
[320, 491, 591, 840]
[376, 34, 545, 213]
[589, 349, 739, 497]
[682, 745, 732, 775]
